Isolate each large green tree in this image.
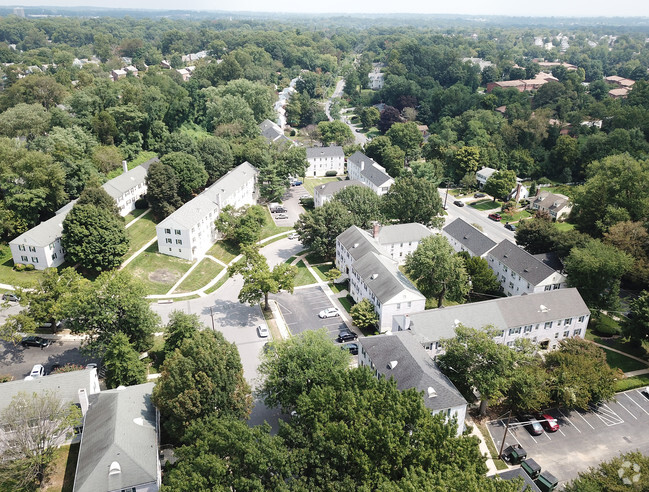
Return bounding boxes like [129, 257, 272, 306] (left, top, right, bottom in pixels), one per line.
[332, 185, 383, 229]
[215, 204, 266, 245]
[621, 290, 649, 346]
[457, 252, 501, 300]
[103, 332, 148, 389]
[563, 451, 649, 492]
[295, 201, 355, 259]
[164, 311, 204, 356]
[160, 151, 208, 200]
[152, 330, 252, 439]
[145, 161, 183, 220]
[385, 121, 423, 162]
[405, 235, 469, 307]
[514, 216, 558, 254]
[317, 120, 354, 146]
[350, 298, 379, 332]
[484, 170, 517, 201]
[382, 176, 444, 228]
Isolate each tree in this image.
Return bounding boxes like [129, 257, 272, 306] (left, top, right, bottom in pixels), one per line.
[258, 329, 350, 411]
[152, 330, 252, 439]
[604, 221, 649, 286]
[0, 391, 81, 489]
[437, 325, 520, 415]
[62, 203, 129, 272]
[160, 152, 208, 200]
[544, 338, 616, 410]
[103, 332, 147, 389]
[382, 176, 444, 228]
[91, 145, 123, 174]
[621, 291, 649, 346]
[228, 245, 297, 311]
[76, 186, 121, 217]
[0, 102, 50, 139]
[145, 161, 183, 220]
[484, 170, 517, 201]
[360, 106, 380, 129]
[514, 216, 558, 254]
[452, 146, 482, 179]
[350, 298, 379, 332]
[405, 235, 469, 308]
[215, 205, 266, 245]
[164, 311, 204, 355]
[195, 136, 234, 184]
[377, 105, 401, 133]
[457, 252, 501, 300]
[565, 239, 633, 310]
[563, 451, 649, 492]
[386, 121, 423, 162]
[295, 201, 354, 260]
[325, 268, 341, 283]
[506, 364, 551, 414]
[332, 185, 383, 229]
[364, 135, 406, 177]
[316, 120, 354, 146]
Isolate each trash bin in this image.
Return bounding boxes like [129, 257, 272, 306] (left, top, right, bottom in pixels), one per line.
[501, 444, 527, 465]
[535, 470, 559, 492]
[521, 458, 542, 480]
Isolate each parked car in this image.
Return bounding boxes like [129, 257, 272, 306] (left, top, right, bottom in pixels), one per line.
[519, 414, 543, 436]
[2, 293, 19, 302]
[292, 180, 303, 186]
[276, 214, 289, 220]
[536, 413, 560, 432]
[453, 200, 465, 207]
[336, 330, 358, 343]
[642, 386, 649, 399]
[29, 364, 45, 378]
[272, 207, 287, 213]
[86, 363, 98, 369]
[341, 342, 359, 355]
[20, 336, 51, 348]
[319, 307, 341, 318]
[488, 213, 502, 221]
[474, 192, 486, 198]
[257, 325, 270, 338]
[288, 233, 299, 240]
[505, 223, 516, 231]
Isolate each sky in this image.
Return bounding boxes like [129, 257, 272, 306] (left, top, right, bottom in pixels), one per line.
[10, 0, 649, 17]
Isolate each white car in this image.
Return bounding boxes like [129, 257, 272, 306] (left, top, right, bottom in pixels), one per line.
[318, 307, 341, 319]
[288, 233, 299, 240]
[257, 325, 270, 338]
[29, 364, 45, 378]
[276, 214, 288, 220]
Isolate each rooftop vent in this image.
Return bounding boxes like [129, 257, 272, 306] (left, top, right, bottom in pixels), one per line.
[109, 461, 121, 475]
[427, 386, 437, 398]
[353, 243, 359, 248]
[523, 268, 529, 272]
[454, 319, 461, 326]
[371, 274, 378, 280]
[388, 360, 398, 369]
[503, 254, 508, 258]
[539, 304, 549, 313]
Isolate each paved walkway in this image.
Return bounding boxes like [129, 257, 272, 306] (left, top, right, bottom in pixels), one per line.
[468, 419, 499, 475]
[124, 208, 152, 229]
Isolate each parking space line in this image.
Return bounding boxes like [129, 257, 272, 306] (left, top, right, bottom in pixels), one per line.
[557, 409, 581, 433]
[615, 398, 637, 420]
[558, 428, 566, 437]
[575, 410, 595, 429]
[498, 419, 522, 447]
[543, 431, 552, 441]
[588, 402, 624, 426]
[625, 392, 649, 416]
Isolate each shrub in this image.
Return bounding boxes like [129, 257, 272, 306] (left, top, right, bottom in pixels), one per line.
[325, 170, 338, 177]
[24, 264, 35, 271]
[13, 263, 25, 272]
[52, 363, 86, 374]
[537, 177, 552, 185]
[290, 129, 297, 136]
[0, 374, 13, 383]
[134, 198, 148, 209]
[590, 314, 622, 336]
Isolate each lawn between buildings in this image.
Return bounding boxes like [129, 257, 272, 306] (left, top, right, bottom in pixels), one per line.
[173, 258, 224, 294]
[125, 210, 158, 257]
[122, 243, 193, 295]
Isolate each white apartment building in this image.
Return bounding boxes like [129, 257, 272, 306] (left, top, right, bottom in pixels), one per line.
[373, 223, 433, 264]
[346, 151, 394, 195]
[442, 218, 497, 258]
[392, 288, 590, 355]
[305, 146, 345, 177]
[313, 180, 365, 207]
[155, 162, 258, 261]
[486, 240, 568, 296]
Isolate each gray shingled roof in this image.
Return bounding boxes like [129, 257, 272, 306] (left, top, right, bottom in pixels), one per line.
[9, 213, 66, 248]
[352, 251, 423, 304]
[73, 383, 158, 492]
[400, 288, 589, 342]
[532, 191, 570, 213]
[493, 469, 541, 492]
[315, 180, 365, 198]
[488, 240, 559, 285]
[306, 146, 344, 159]
[102, 165, 148, 200]
[259, 119, 290, 144]
[337, 225, 387, 262]
[443, 218, 497, 256]
[377, 223, 433, 245]
[360, 331, 467, 412]
[0, 369, 99, 415]
[348, 151, 393, 187]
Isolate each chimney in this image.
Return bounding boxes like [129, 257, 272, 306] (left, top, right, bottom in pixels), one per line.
[78, 388, 89, 416]
[122, 160, 128, 173]
[373, 223, 380, 238]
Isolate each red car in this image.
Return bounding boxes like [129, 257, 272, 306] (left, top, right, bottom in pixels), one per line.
[536, 413, 559, 432]
[488, 213, 502, 221]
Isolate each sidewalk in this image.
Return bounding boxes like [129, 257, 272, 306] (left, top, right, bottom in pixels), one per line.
[468, 418, 499, 476]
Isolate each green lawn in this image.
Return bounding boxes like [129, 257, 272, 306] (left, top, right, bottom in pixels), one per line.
[174, 258, 224, 293]
[475, 421, 509, 471]
[554, 221, 576, 232]
[43, 442, 79, 492]
[500, 209, 533, 223]
[125, 211, 157, 257]
[123, 244, 194, 295]
[338, 295, 354, 313]
[305, 250, 328, 265]
[207, 240, 240, 264]
[294, 260, 317, 287]
[331, 280, 348, 294]
[616, 374, 649, 392]
[260, 207, 292, 240]
[471, 199, 502, 211]
[586, 330, 648, 360]
[124, 207, 149, 225]
[602, 349, 648, 373]
[543, 185, 576, 199]
[313, 263, 333, 282]
[106, 151, 157, 179]
[204, 272, 230, 294]
[302, 177, 342, 196]
[0, 245, 47, 289]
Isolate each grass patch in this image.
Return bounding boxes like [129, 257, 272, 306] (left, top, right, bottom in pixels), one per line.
[174, 258, 224, 293]
[543, 184, 576, 198]
[147, 334, 166, 373]
[124, 207, 149, 225]
[305, 250, 328, 265]
[338, 295, 354, 313]
[471, 199, 502, 211]
[123, 244, 193, 295]
[615, 374, 649, 392]
[474, 420, 509, 471]
[207, 240, 240, 265]
[180, 122, 211, 140]
[260, 207, 292, 240]
[602, 348, 648, 373]
[285, 256, 296, 264]
[331, 280, 348, 294]
[294, 260, 317, 287]
[586, 330, 648, 360]
[302, 176, 342, 196]
[0, 244, 47, 289]
[125, 211, 157, 257]
[313, 263, 332, 282]
[204, 271, 230, 295]
[554, 221, 576, 232]
[500, 209, 533, 223]
[43, 442, 79, 492]
[106, 151, 157, 179]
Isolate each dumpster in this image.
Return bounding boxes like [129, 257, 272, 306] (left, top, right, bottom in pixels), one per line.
[535, 470, 559, 492]
[521, 458, 542, 480]
[501, 444, 527, 465]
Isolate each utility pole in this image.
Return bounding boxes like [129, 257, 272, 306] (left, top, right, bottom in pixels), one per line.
[209, 307, 215, 332]
[498, 409, 513, 458]
[444, 179, 451, 209]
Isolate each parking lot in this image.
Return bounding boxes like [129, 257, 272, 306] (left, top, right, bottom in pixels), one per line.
[487, 389, 649, 485]
[270, 184, 307, 227]
[0, 339, 94, 380]
[271, 286, 348, 341]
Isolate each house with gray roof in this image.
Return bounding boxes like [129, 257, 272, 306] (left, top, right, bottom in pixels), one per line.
[156, 162, 258, 261]
[259, 119, 291, 146]
[359, 330, 467, 435]
[346, 151, 394, 195]
[336, 225, 388, 277]
[73, 383, 160, 492]
[392, 288, 589, 354]
[487, 240, 567, 296]
[442, 218, 497, 258]
[305, 146, 345, 177]
[314, 180, 365, 207]
[530, 191, 572, 220]
[374, 223, 434, 264]
[476, 167, 498, 187]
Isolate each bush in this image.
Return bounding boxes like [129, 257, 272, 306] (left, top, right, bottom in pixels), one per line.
[24, 264, 35, 271]
[0, 374, 13, 383]
[300, 197, 314, 209]
[537, 177, 552, 185]
[325, 170, 338, 177]
[13, 263, 25, 272]
[290, 129, 296, 136]
[590, 314, 622, 336]
[134, 198, 148, 209]
[52, 363, 86, 374]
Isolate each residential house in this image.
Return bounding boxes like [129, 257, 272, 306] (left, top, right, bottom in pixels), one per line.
[537, 61, 577, 71]
[305, 146, 345, 177]
[368, 63, 385, 90]
[605, 75, 635, 88]
[476, 167, 498, 187]
[346, 151, 394, 195]
[155, 162, 258, 261]
[442, 218, 497, 258]
[508, 182, 529, 202]
[110, 69, 127, 81]
[176, 68, 191, 81]
[529, 191, 572, 220]
[373, 223, 433, 264]
[160, 60, 172, 69]
[392, 288, 590, 355]
[73, 383, 160, 492]
[359, 330, 467, 435]
[462, 57, 493, 71]
[487, 240, 568, 296]
[259, 119, 291, 146]
[486, 73, 559, 93]
[314, 180, 365, 207]
[124, 65, 139, 76]
[609, 87, 630, 99]
[9, 159, 156, 270]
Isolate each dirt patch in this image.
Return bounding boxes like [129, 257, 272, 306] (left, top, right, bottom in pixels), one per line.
[149, 269, 181, 284]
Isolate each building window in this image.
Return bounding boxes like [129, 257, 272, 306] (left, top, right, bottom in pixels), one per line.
[563, 330, 569, 337]
[507, 341, 514, 347]
[564, 318, 572, 325]
[573, 329, 581, 336]
[544, 321, 552, 329]
[503, 266, 508, 272]
[578, 316, 585, 323]
[52, 253, 57, 259]
[21, 255, 28, 262]
[553, 284, 561, 290]
[31, 257, 38, 263]
[29, 246, 36, 252]
[396, 303, 401, 309]
[165, 228, 171, 234]
[18, 245, 25, 251]
[176, 239, 182, 245]
[544, 285, 552, 291]
[509, 282, 514, 289]
[524, 325, 533, 333]
[166, 238, 172, 244]
[174, 229, 181, 235]
[554, 333, 559, 338]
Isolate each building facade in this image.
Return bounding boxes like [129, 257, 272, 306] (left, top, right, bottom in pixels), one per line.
[442, 218, 497, 258]
[529, 191, 572, 220]
[305, 146, 345, 177]
[346, 151, 394, 195]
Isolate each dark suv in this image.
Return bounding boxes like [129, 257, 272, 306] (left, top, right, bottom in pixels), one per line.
[21, 336, 51, 348]
[336, 330, 358, 343]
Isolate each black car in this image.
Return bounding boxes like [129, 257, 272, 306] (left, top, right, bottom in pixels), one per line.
[474, 192, 486, 198]
[505, 223, 516, 231]
[20, 336, 51, 348]
[2, 293, 19, 302]
[341, 342, 359, 355]
[453, 200, 465, 207]
[336, 330, 358, 343]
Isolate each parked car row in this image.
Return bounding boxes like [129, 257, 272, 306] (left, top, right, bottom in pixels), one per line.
[519, 413, 560, 436]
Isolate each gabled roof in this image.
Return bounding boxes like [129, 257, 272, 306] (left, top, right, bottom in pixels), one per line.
[359, 331, 467, 412]
[314, 180, 365, 198]
[102, 165, 148, 200]
[488, 240, 560, 285]
[306, 146, 344, 159]
[73, 383, 158, 492]
[259, 119, 290, 144]
[476, 167, 498, 179]
[347, 151, 393, 187]
[377, 223, 433, 246]
[337, 225, 386, 262]
[443, 218, 497, 256]
[9, 214, 66, 248]
[352, 251, 423, 304]
[532, 191, 571, 213]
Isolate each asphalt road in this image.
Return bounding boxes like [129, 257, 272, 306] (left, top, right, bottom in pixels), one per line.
[272, 184, 307, 228]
